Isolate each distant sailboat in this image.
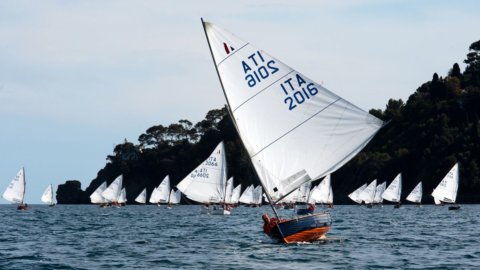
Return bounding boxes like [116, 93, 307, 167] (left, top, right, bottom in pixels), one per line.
[359, 180, 377, 208]
[168, 189, 181, 207]
[309, 174, 333, 207]
[177, 142, 230, 215]
[202, 19, 383, 243]
[373, 182, 386, 206]
[41, 184, 56, 207]
[348, 183, 367, 205]
[295, 182, 314, 215]
[382, 173, 402, 208]
[252, 185, 263, 207]
[230, 184, 242, 206]
[239, 185, 255, 205]
[432, 163, 460, 210]
[135, 188, 147, 204]
[3, 168, 28, 210]
[117, 188, 127, 206]
[406, 181, 422, 206]
[90, 181, 108, 207]
[101, 175, 123, 207]
[150, 175, 171, 206]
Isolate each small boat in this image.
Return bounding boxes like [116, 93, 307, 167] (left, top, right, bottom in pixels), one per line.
[90, 181, 108, 207]
[135, 188, 147, 205]
[101, 175, 123, 207]
[117, 188, 127, 206]
[348, 183, 367, 205]
[432, 163, 460, 210]
[230, 183, 242, 207]
[382, 173, 402, 208]
[177, 141, 230, 215]
[359, 180, 377, 208]
[150, 175, 171, 206]
[373, 182, 386, 207]
[167, 189, 181, 209]
[202, 19, 383, 243]
[3, 168, 28, 210]
[239, 185, 255, 206]
[406, 181, 422, 207]
[41, 184, 56, 207]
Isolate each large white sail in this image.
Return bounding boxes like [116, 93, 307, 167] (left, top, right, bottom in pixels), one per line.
[169, 189, 181, 204]
[135, 188, 147, 204]
[90, 181, 107, 204]
[431, 163, 459, 203]
[309, 175, 332, 204]
[373, 182, 386, 204]
[177, 142, 227, 203]
[3, 168, 26, 204]
[359, 180, 377, 204]
[41, 184, 54, 205]
[382, 173, 402, 203]
[101, 175, 123, 203]
[118, 188, 127, 204]
[150, 175, 170, 204]
[230, 184, 242, 204]
[203, 21, 383, 203]
[224, 177, 234, 204]
[348, 183, 367, 204]
[406, 181, 423, 203]
[239, 185, 254, 204]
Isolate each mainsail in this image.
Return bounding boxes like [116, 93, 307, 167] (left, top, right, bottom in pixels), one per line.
[118, 188, 127, 204]
[348, 183, 367, 204]
[224, 177, 234, 204]
[202, 21, 383, 204]
[101, 175, 123, 203]
[309, 175, 332, 204]
[239, 185, 254, 204]
[431, 163, 459, 203]
[253, 186, 263, 205]
[90, 181, 107, 204]
[169, 189, 181, 204]
[382, 173, 402, 203]
[135, 188, 147, 204]
[406, 181, 423, 203]
[359, 180, 377, 204]
[176, 142, 227, 204]
[150, 175, 171, 204]
[3, 168, 26, 204]
[230, 184, 242, 204]
[41, 184, 54, 205]
[373, 182, 386, 204]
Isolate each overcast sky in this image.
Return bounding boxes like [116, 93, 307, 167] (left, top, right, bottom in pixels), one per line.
[1, 0, 479, 203]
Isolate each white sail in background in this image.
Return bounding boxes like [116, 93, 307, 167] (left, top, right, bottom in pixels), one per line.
[230, 184, 242, 204]
[327, 185, 333, 204]
[90, 181, 107, 204]
[406, 181, 423, 203]
[224, 177, 234, 204]
[253, 186, 263, 205]
[433, 196, 442, 205]
[41, 184, 54, 205]
[101, 175, 123, 203]
[150, 175, 170, 204]
[359, 180, 377, 204]
[382, 173, 402, 203]
[169, 189, 181, 204]
[239, 185, 254, 204]
[373, 182, 386, 204]
[3, 168, 26, 204]
[309, 175, 332, 204]
[118, 188, 127, 204]
[177, 142, 227, 203]
[135, 188, 147, 204]
[203, 21, 383, 204]
[348, 183, 367, 204]
[431, 163, 459, 203]
[295, 181, 311, 203]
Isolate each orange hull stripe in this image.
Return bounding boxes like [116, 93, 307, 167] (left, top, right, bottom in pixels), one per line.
[283, 226, 330, 244]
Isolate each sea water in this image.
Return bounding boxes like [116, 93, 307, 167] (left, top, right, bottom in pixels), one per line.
[0, 204, 479, 269]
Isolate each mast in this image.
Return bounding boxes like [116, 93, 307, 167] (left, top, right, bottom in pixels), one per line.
[200, 18, 281, 220]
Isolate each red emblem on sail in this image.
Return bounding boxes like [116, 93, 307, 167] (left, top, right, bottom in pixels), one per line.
[223, 42, 235, 55]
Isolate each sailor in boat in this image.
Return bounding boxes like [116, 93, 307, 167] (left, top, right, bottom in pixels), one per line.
[17, 203, 28, 210]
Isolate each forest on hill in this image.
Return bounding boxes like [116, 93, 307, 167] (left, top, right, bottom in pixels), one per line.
[57, 40, 480, 204]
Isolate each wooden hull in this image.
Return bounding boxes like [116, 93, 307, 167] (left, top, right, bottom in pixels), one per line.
[266, 212, 332, 244]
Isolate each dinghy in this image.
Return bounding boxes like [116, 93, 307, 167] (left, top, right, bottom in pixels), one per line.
[373, 182, 386, 206]
[348, 183, 367, 205]
[3, 168, 28, 210]
[150, 175, 171, 206]
[41, 184, 56, 207]
[101, 175, 123, 207]
[201, 19, 383, 243]
[309, 174, 333, 208]
[359, 180, 377, 208]
[135, 188, 147, 204]
[90, 181, 108, 207]
[230, 184, 242, 207]
[117, 188, 127, 206]
[382, 173, 402, 208]
[177, 142, 230, 215]
[431, 163, 460, 210]
[167, 189, 181, 208]
[406, 181, 422, 206]
[295, 182, 314, 215]
[239, 185, 255, 206]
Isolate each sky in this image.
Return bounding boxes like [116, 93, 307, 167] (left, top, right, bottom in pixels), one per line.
[1, 0, 479, 203]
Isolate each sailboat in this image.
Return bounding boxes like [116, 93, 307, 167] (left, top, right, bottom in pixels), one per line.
[373, 182, 386, 206]
[90, 181, 108, 207]
[348, 183, 368, 205]
[149, 175, 171, 206]
[101, 175, 123, 207]
[230, 184, 242, 207]
[359, 180, 377, 208]
[406, 181, 422, 206]
[3, 168, 28, 210]
[382, 173, 402, 208]
[314, 174, 334, 208]
[168, 189, 181, 207]
[117, 188, 127, 206]
[295, 182, 314, 215]
[239, 185, 255, 205]
[177, 141, 229, 215]
[135, 188, 147, 204]
[202, 19, 383, 243]
[41, 184, 56, 207]
[431, 163, 460, 210]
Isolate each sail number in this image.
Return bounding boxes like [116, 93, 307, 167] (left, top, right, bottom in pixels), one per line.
[205, 157, 218, 167]
[242, 51, 279, 87]
[191, 168, 209, 179]
[281, 74, 318, 110]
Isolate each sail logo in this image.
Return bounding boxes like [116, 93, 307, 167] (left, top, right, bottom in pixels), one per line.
[224, 42, 234, 55]
[242, 51, 279, 88]
[280, 73, 319, 111]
